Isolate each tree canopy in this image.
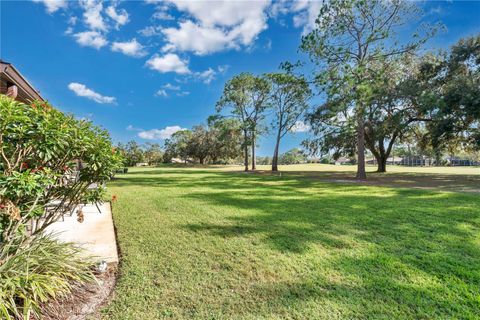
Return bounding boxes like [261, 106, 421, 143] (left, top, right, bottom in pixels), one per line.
[300, 0, 437, 178]
[216, 73, 270, 171]
[265, 72, 311, 171]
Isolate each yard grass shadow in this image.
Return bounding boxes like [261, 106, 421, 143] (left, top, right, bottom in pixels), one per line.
[177, 170, 480, 317]
[108, 167, 480, 318]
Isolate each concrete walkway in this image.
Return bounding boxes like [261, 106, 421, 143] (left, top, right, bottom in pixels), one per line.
[46, 202, 119, 264]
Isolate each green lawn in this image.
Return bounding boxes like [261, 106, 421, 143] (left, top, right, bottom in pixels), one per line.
[101, 166, 480, 319]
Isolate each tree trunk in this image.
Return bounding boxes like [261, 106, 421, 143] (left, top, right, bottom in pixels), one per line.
[377, 136, 387, 173]
[356, 109, 367, 180]
[272, 132, 281, 172]
[243, 130, 249, 171]
[251, 133, 256, 170]
[376, 156, 387, 172]
[435, 151, 442, 166]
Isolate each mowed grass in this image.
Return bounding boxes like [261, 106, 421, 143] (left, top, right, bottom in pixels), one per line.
[102, 166, 480, 319]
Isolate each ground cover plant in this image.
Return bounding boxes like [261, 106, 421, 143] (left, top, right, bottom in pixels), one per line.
[0, 233, 96, 319]
[103, 165, 480, 319]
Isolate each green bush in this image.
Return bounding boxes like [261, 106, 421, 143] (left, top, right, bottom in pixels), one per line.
[320, 157, 330, 164]
[0, 233, 96, 319]
[0, 95, 123, 242]
[0, 95, 122, 318]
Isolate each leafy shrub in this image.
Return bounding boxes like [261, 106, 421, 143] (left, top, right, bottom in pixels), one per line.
[320, 157, 331, 164]
[0, 95, 123, 242]
[279, 148, 307, 165]
[0, 233, 96, 319]
[0, 95, 122, 318]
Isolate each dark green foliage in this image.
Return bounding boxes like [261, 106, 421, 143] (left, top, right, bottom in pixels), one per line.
[117, 141, 145, 166]
[216, 73, 271, 170]
[417, 35, 480, 151]
[279, 148, 307, 165]
[0, 95, 123, 241]
[300, 0, 438, 178]
[163, 118, 243, 164]
[265, 72, 311, 171]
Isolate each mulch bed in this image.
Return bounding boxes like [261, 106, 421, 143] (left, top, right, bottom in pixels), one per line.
[41, 264, 117, 320]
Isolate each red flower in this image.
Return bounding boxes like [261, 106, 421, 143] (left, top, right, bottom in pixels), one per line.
[111, 195, 117, 202]
[0, 204, 5, 209]
[31, 166, 44, 174]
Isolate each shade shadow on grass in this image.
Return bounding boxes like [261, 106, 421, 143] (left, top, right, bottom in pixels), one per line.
[107, 167, 480, 319]
[176, 172, 479, 317]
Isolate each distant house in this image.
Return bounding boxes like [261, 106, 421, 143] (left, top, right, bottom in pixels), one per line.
[387, 157, 402, 165]
[135, 162, 149, 167]
[366, 157, 403, 165]
[335, 157, 352, 165]
[400, 156, 436, 166]
[447, 157, 480, 166]
[1, 60, 44, 103]
[171, 158, 194, 164]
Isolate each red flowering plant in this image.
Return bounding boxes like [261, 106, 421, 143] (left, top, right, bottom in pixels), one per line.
[0, 95, 124, 243]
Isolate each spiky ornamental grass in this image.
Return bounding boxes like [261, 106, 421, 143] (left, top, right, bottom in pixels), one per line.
[0, 233, 96, 320]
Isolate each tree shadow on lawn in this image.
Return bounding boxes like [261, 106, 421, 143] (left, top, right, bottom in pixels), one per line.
[180, 180, 480, 317]
[114, 167, 480, 193]
[111, 168, 479, 317]
[111, 169, 324, 194]
[249, 253, 479, 319]
[255, 170, 480, 194]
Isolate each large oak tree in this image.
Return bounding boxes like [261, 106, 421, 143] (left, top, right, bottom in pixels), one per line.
[300, 0, 436, 179]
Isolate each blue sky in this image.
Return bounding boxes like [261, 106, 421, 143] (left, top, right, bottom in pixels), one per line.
[1, 0, 479, 156]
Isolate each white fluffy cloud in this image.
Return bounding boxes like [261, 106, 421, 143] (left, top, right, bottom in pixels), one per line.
[80, 0, 107, 31]
[68, 16, 77, 25]
[155, 89, 168, 97]
[106, 5, 129, 29]
[160, 0, 270, 55]
[291, 0, 324, 34]
[163, 83, 180, 91]
[73, 31, 108, 49]
[267, 0, 324, 35]
[155, 83, 182, 97]
[111, 39, 147, 57]
[166, 0, 269, 28]
[126, 125, 142, 131]
[68, 82, 116, 104]
[146, 53, 191, 74]
[63, 1, 131, 52]
[217, 65, 229, 74]
[32, 0, 67, 13]
[138, 25, 162, 37]
[161, 21, 235, 55]
[153, 11, 174, 20]
[176, 91, 190, 97]
[195, 68, 216, 84]
[192, 65, 228, 84]
[138, 126, 186, 140]
[64, 27, 73, 35]
[290, 120, 311, 133]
